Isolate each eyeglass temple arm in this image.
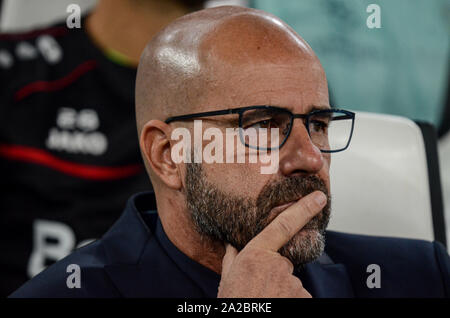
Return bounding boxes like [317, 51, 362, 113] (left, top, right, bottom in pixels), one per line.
[292, 113, 354, 121]
[165, 109, 236, 123]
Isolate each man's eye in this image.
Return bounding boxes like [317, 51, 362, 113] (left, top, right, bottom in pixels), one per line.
[246, 119, 272, 129]
[310, 120, 328, 133]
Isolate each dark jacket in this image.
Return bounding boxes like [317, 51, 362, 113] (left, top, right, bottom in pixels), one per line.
[10, 192, 450, 298]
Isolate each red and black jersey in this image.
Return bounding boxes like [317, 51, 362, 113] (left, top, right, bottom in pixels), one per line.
[0, 20, 153, 295]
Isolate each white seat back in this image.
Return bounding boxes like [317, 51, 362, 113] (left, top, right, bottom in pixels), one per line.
[329, 111, 434, 241]
[438, 132, 450, 250]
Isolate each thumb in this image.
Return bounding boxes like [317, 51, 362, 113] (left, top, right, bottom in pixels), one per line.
[221, 243, 238, 277]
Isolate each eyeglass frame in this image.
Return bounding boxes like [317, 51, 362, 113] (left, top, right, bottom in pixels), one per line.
[165, 105, 355, 153]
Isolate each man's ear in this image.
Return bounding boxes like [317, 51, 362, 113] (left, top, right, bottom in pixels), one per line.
[140, 120, 182, 190]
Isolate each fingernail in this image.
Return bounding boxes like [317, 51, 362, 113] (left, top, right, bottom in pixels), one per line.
[314, 192, 327, 206]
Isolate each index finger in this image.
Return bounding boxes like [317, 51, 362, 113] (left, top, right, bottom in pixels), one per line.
[246, 191, 327, 252]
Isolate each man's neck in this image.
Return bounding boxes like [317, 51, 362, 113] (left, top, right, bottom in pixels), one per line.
[157, 191, 226, 275]
[85, 0, 191, 66]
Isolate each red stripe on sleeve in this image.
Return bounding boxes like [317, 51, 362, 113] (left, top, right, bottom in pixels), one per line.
[0, 143, 144, 181]
[14, 60, 98, 102]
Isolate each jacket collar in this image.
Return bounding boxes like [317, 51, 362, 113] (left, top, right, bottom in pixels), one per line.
[102, 192, 207, 297]
[101, 192, 155, 265]
[300, 253, 355, 298]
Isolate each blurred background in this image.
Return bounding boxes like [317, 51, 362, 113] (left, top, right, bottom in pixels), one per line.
[1, 0, 448, 128]
[0, 0, 448, 295]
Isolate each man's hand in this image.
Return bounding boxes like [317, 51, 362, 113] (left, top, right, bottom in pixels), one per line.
[217, 191, 327, 298]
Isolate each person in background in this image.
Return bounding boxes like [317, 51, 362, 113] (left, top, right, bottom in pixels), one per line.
[0, 0, 206, 296]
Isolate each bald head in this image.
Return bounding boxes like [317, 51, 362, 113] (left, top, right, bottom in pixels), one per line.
[135, 5, 324, 134]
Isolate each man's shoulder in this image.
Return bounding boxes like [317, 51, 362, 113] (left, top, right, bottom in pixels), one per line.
[325, 230, 449, 271]
[10, 195, 158, 298]
[325, 231, 450, 297]
[9, 239, 120, 298]
[326, 230, 446, 252]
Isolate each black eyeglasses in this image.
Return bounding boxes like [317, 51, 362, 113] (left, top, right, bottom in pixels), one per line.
[165, 105, 355, 153]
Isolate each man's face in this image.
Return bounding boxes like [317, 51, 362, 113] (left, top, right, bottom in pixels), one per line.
[181, 53, 332, 266]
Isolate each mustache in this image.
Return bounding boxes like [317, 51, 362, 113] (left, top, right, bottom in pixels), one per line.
[256, 175, 330, 219]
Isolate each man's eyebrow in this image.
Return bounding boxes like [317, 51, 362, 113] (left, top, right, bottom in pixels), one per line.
[306, 105, 331, 113]
[279, 104, 331, 114]
[201, 116, 240, 127]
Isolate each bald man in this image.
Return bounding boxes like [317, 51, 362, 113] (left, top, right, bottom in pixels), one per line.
[11, 6, 450, 298]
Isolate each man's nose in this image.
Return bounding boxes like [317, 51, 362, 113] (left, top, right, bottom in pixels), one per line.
[278, 120, 324, 176]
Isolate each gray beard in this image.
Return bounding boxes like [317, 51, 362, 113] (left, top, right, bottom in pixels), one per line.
[185, 163, 331, 266]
